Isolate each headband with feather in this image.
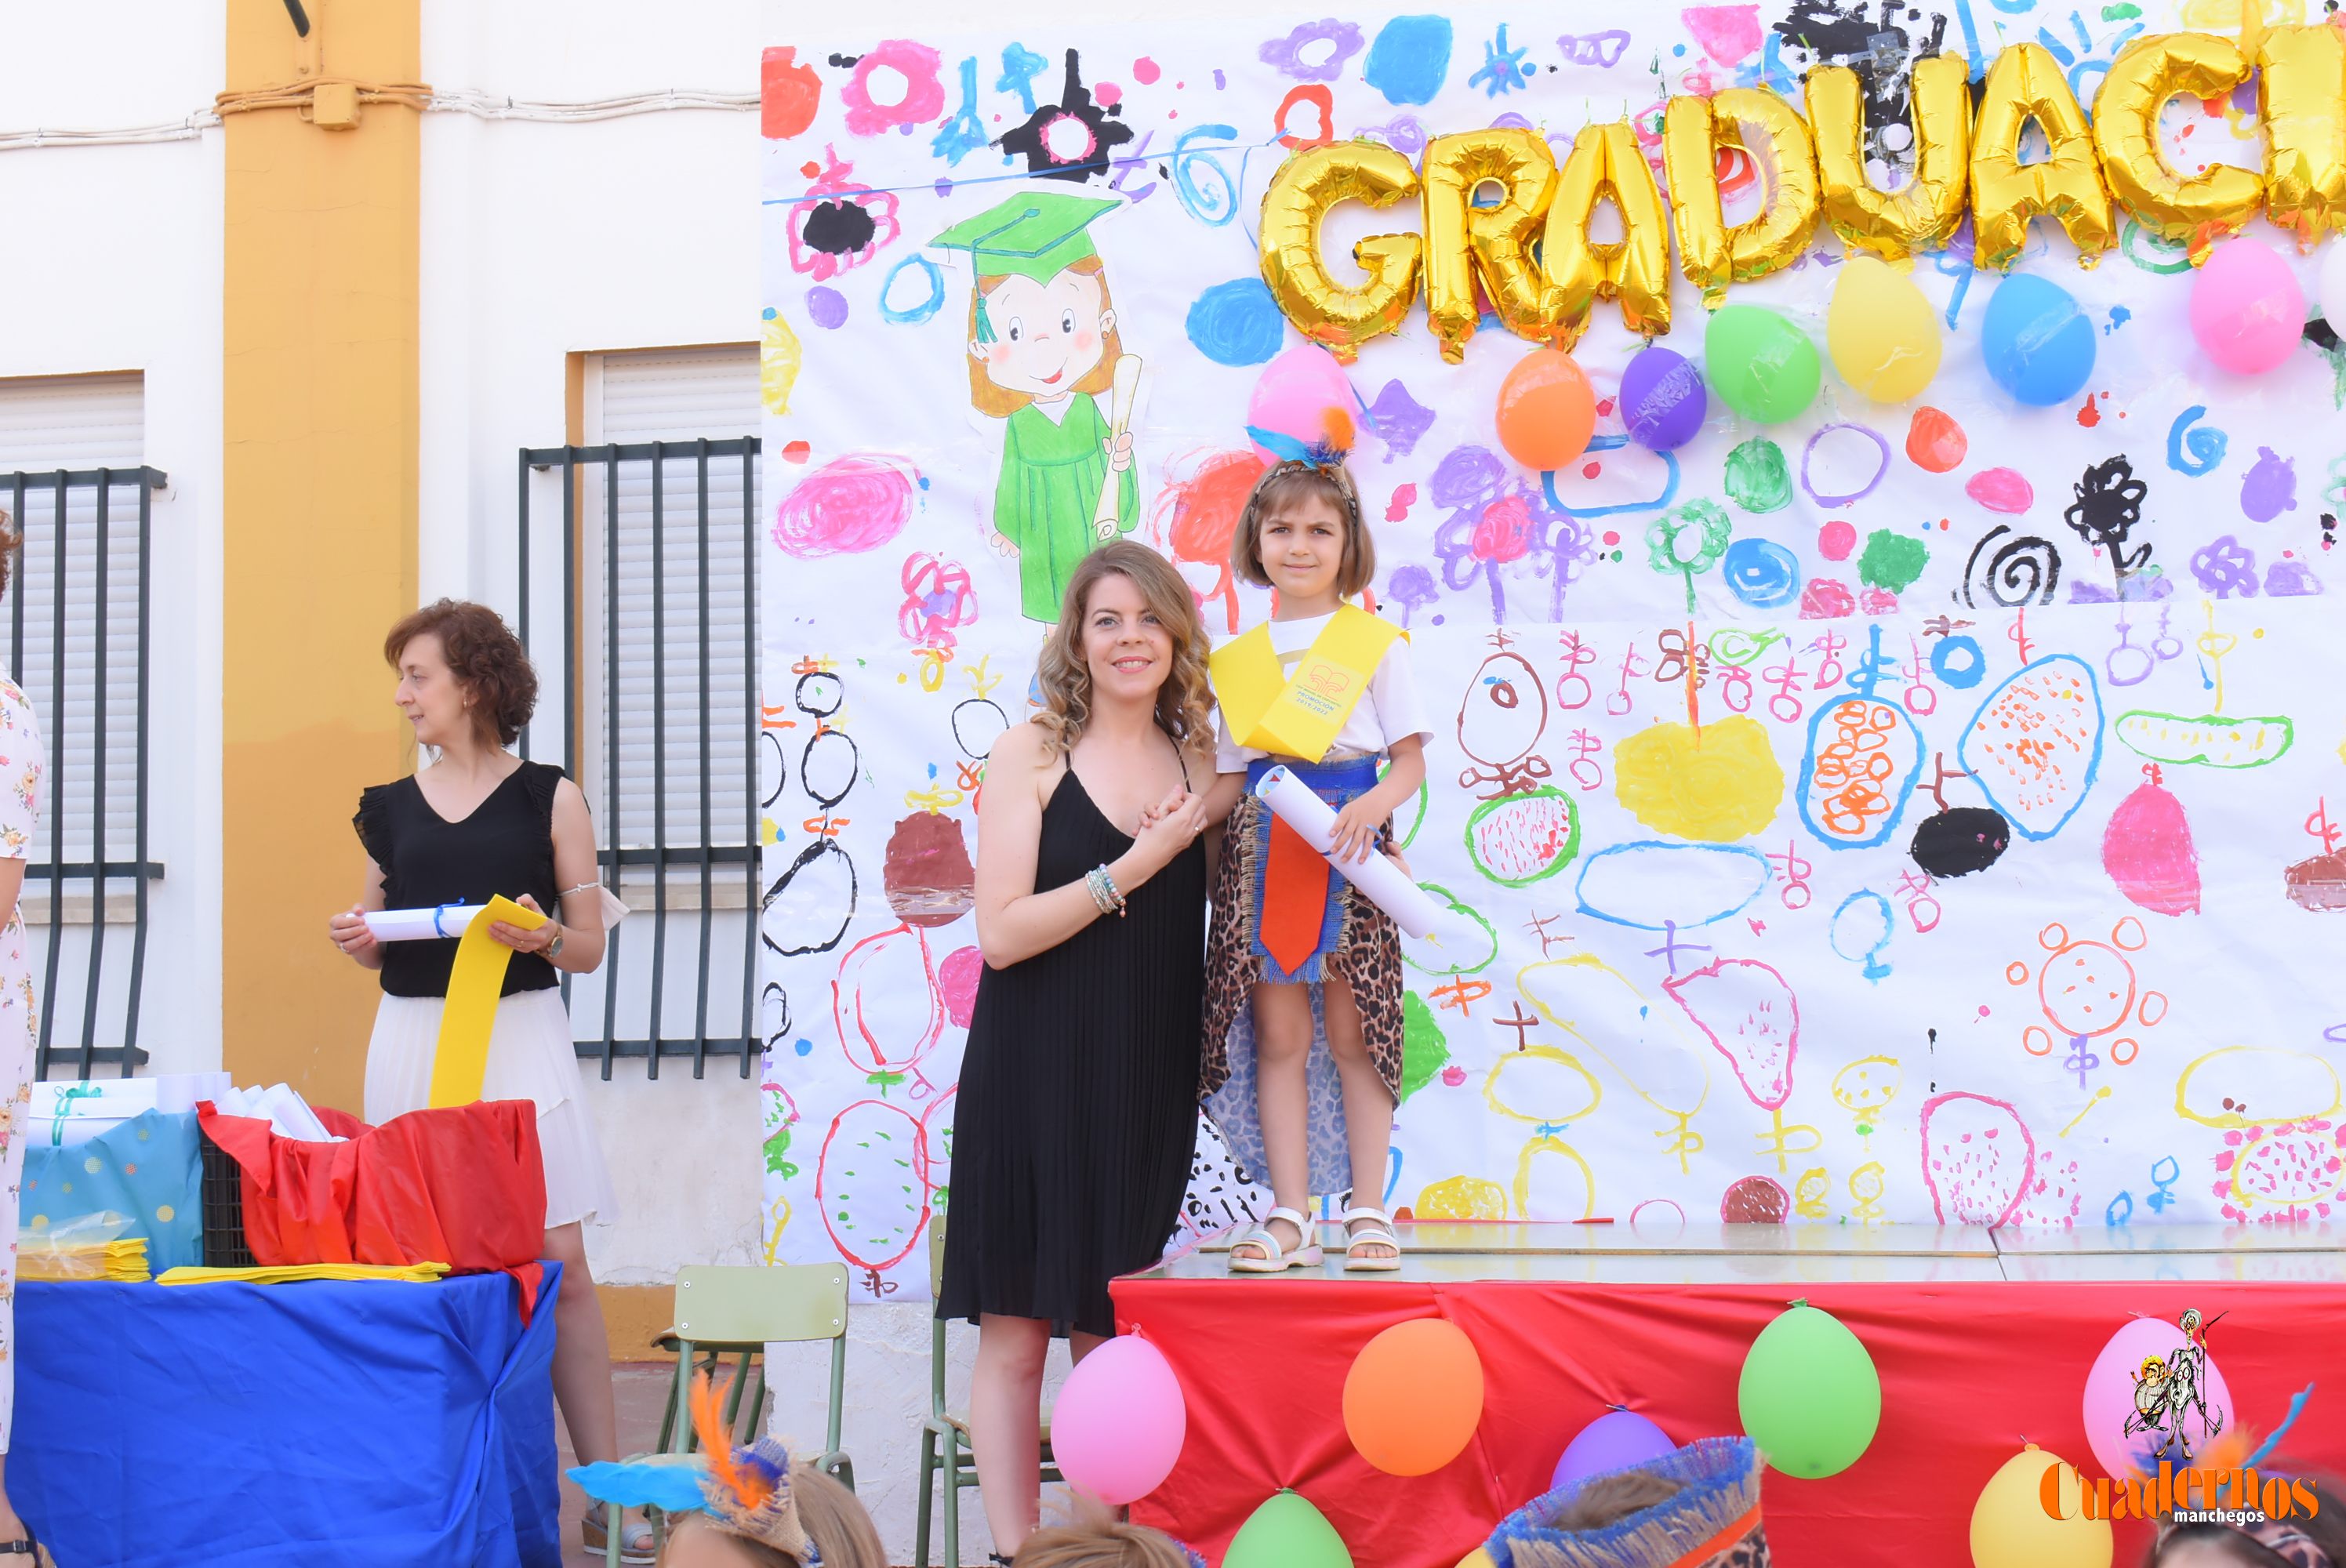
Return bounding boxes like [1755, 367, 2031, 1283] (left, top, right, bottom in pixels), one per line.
[1487, 1438, 1766, 1568]
[1247, 405, 1360, 470]
[690, 1371, 821, 1563]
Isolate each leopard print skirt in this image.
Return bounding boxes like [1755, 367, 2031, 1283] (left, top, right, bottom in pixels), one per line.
[1199, 790, 1405, 1196]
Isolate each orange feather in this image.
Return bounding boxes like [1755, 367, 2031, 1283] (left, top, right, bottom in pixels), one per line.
[1320, 406, 1356, 454]
[691, 1370, 774, 1513]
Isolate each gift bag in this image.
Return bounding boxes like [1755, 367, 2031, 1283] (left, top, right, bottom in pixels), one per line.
[21, 1108, 204, 1272]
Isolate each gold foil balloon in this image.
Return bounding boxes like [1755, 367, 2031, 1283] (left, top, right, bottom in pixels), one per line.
[1970, 42, 2118, 270]
[2261, 24, 2346, 249]
[1826, 255, 1943, 402]
[1422, 129, 1560, 362]
[1542, 121, 1672, 342]
[1257, 140, 1425, 362]
[1662, 87, 1822, 307]
[2092, 33, 2264, 264]
[1806, 54, 1972, 262]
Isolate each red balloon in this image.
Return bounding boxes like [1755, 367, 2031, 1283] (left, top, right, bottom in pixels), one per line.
[1494, 349, 1596, 472]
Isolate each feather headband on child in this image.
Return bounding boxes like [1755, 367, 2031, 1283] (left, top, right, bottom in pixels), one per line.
[1245, 405, 1358, 470]
[690, 1370, 822, 1563]
[1486, 1438, 1767, 1568]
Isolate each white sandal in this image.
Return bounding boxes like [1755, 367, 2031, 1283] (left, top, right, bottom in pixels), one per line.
[1229, 1206, 1324, 1273]
[1342, 1205, 1404, 1272]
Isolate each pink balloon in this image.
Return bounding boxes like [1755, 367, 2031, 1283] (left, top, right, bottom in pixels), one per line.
[1245, 343, 1366, 466]
[1051, 1334, 1188, 1504]
[2081, 1317, 2234, 1480]
[939, 945, 984, 1030]
[2190, 240, 2306, 376]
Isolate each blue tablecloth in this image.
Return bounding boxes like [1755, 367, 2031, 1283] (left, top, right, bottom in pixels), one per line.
[14, 1263, 561, 1567]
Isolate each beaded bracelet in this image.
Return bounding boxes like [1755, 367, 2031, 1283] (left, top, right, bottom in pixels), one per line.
[1084, 864, 1128, 916]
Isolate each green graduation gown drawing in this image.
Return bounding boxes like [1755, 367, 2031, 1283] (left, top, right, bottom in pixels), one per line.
[993, 393, 1139, 622]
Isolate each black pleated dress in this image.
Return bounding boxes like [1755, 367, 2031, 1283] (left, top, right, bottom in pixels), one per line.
[937, 765, 1206, 1339]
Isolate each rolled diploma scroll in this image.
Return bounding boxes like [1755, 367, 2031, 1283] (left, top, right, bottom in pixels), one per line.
[365, 905, 492, 942]
[1254, 766, 1442, 939]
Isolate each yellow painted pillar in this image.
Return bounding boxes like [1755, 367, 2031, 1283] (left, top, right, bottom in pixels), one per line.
[220, 0, 423, 1110]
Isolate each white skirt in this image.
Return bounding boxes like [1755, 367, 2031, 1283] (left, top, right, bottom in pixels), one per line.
[365, 986, 619, 1230]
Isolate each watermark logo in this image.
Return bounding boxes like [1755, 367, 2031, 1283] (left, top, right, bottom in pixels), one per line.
[2039, 1459, 2322, 1524]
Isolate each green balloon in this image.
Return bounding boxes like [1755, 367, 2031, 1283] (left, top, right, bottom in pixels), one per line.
[1738, 1302, 1881, 1478]
[1705, 305, 1821, 425]
[1226, 1490, 1353, 1568]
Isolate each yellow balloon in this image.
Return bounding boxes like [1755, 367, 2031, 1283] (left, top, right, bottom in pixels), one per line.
[1257, 140, 1425, 364]
[2092, 33, 2264, 265]
[1456, 1551, 1498, 1568]
[1663, 88, 1821, 307]
[1970, 42, 2118, 271]
[1969, 1445, 2113, 1568]
[1422, 129, 1560, 362]
[1807, 54, 1972, 262]
[1542, 121, 1672, 343]
[2261, 24, 2346, 249]
[1827, 256, 1942, 403]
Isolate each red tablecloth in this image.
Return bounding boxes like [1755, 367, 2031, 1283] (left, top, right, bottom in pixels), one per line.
[1115, 1276, 2346, 1568]
[199, 1098, 549, 1318]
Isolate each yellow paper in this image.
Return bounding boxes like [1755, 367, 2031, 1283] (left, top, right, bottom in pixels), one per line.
[1209, 604, 1401, 763]
[429, 895, 547, 1109]
[158, 1261, 452, 1287]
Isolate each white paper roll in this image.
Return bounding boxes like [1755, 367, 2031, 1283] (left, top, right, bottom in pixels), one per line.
[364, 905, 490, 942]
[1254, 767, 1444, 939]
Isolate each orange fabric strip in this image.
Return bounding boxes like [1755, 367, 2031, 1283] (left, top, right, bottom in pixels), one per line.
[1262, 810, 1332, 978]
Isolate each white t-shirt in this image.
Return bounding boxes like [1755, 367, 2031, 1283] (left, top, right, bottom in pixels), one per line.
[1214, 611, 1434, 772]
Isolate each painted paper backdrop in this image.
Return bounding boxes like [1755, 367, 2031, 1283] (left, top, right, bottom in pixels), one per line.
[758, 0, 2346, 1299]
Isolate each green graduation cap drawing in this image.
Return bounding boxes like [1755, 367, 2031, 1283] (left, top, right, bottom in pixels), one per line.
[932, 191, 1121, 343]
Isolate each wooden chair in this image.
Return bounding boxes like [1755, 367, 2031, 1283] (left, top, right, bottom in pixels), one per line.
[913, 1213, 1059, 1568]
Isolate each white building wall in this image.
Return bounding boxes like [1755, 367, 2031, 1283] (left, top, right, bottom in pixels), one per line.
[0, 2, 227, 1082]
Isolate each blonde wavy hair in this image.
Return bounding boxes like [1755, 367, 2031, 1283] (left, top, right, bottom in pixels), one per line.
[1033, 541, 1213, 763]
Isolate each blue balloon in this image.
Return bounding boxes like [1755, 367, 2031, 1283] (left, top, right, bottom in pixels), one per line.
[1981, 273, 2096, 407]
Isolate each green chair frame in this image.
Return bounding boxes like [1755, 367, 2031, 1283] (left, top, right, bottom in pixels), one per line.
[914, 1212, 1060, 1568]
[570, 1262, 857, 1568]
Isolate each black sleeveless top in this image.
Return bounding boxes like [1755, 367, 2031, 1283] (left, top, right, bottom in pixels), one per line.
[353, 761, 566, 999]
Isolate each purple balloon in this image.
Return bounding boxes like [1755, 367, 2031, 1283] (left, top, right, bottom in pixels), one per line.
[1619, 347, 1706, 452]
[1551, 1410, 1676, 1492]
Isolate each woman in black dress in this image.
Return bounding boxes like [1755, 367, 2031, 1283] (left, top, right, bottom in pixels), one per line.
[937, 541, 1212, 1560]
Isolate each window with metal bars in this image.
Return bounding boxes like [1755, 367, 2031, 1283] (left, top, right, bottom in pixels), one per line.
[0, 374, 162, 1078]
[513, 347, 761, 1076]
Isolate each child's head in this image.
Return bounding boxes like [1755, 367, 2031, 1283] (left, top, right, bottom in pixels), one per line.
[655, 1463, 885, 1568]
[1011, 1498, 1201, 1568]
[1546, 1468, 1687, 1532]
[2149, 1473, 2346, 1568]
[1231, 459, 1374, 603]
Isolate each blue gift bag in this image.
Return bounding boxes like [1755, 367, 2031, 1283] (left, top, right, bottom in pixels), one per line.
[20, 1107, 204, 1273]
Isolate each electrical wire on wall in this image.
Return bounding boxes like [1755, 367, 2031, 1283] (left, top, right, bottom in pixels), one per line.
[0, 86, 757, 153]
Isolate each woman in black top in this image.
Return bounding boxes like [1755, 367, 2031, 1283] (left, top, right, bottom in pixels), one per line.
[324, 601, 646, 1562]
[937, 543, 1211, 1560]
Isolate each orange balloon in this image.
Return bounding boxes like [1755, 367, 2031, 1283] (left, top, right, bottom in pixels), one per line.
[1342, 1318, 1485, 1476]
[1494, 349, 1596, 472]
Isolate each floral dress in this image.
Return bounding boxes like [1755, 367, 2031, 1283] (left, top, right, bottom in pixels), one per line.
[0, 676, 39, 1452]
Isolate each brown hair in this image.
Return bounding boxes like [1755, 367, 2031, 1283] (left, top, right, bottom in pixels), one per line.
[1014, 1497, 1195, 1568]
[383, 598, 539, 748]
[2148, 1472, 2346, 1567]
[1230, 460, 1376, 599]
[1549, 1468, 1686, 1532]
[966, 255, 1124, 419]
[1033, 541, 1213, 763]
[654, 1465, 885, 1568]
[0, 506, 15, 600]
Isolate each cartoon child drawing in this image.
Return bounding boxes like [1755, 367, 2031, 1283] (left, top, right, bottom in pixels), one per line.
[932, 192, 1142, 622]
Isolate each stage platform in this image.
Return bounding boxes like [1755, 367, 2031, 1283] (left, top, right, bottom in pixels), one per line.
[1157, 1218, 2346, 1283]
[1118, 1222, 2346, 1568]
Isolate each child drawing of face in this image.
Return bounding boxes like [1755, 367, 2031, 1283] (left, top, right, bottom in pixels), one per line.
[970, 267, 1116, 401]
